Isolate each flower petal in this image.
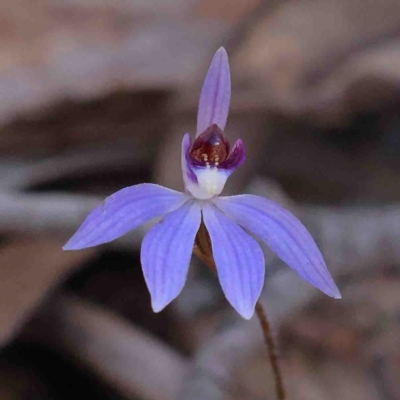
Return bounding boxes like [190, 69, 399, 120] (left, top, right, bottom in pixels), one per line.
[202, 202, 265, 319]
[215, 195, 341, 299]
[181, 133, 245, 200]
[219, 138, 246, 171]
[63, 184, 189, 250]
[141, 200, 201, 312]
[182, 132, 229, 200]
[181, 133, 197, 188]
[196, 47, 231, 137]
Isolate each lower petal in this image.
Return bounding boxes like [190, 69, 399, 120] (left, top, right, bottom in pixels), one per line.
[63, 184, 189, 250]
[141, 200, 202, 312]
[202, 202, 265, 319]
[215, 195, 341, 299]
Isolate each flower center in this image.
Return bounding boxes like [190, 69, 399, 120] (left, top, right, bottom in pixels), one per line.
[190, 124, 229, 168]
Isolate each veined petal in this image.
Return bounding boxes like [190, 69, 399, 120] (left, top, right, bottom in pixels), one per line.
[196, 47, 231, 137]
[215, 195, 341, 299]
[63, 184, 189, 250]
[141, 200, 201, 312]
[219, 138, 246, 171]
[181, 133, 197, 188]
[202, 202, 265, 319]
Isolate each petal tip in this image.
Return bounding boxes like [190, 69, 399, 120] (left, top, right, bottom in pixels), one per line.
[215, 46, 228, 58]
[151, 302, 165, 313]
[322, 277, 342, 299]
[332, 290, 342, 300]
[323, 283, 342, 299]
[238, 308, 254, 320]
[62, 238, 79, 251]
[62, 235, 91, 251]
[151, 296, 170, 313]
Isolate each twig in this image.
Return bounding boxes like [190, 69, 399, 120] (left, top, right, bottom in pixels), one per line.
[255, 301, 285, 400]
[27, 294, 188, 400]
[0, 192, 144, 250]
[1, 140, 150, 191]
[0, 239, 95, 346]
[224, 0, 285, 55]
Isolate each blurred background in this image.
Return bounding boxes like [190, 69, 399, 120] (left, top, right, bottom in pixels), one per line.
[1, 0, 400, 399]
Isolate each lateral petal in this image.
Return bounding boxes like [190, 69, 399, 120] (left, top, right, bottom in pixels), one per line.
[141, 200, 201, 312]
[215, 195, 341, 299]
[181, 133, 197, 189]
[63, 184, 189, 250]
[202, 202, 265, 319]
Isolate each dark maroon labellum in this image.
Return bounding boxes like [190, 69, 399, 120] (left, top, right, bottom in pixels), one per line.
[190, 124, 230, 167]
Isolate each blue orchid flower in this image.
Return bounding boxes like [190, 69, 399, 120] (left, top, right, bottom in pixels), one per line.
[64, 47, 341, 319]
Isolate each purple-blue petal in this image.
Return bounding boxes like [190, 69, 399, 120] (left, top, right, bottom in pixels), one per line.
[196, 47, 231, 137]
[141, 200, 201, 312]
[202, 202, 265, 319]
[214, 195, 341, 299]
[181, 133, 197, 185]
[63, 184, 189, 250]
[219, 138, 246, 172]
